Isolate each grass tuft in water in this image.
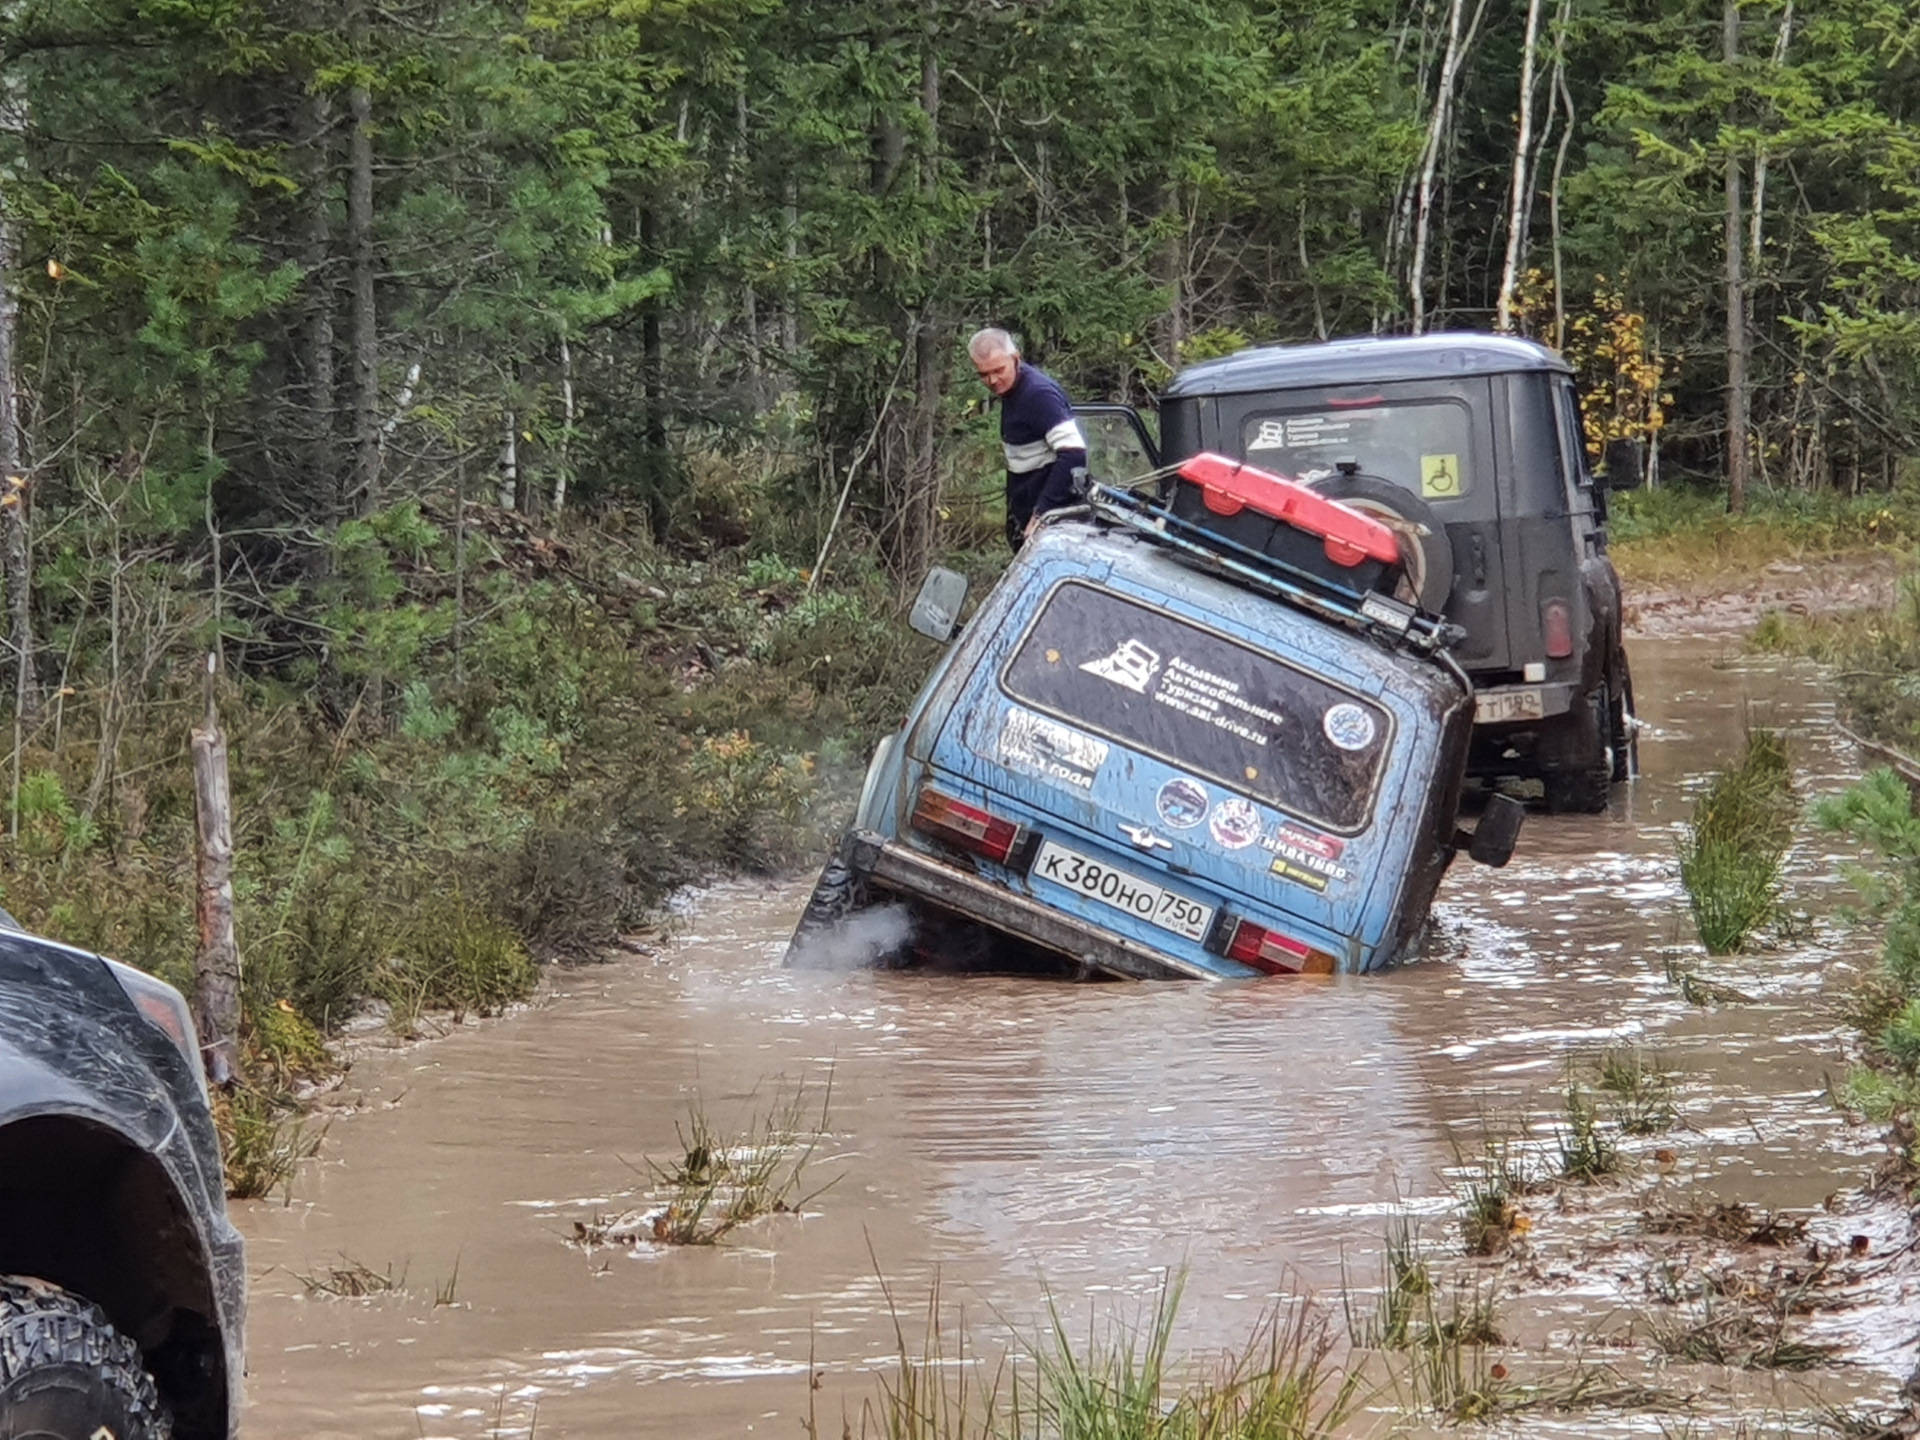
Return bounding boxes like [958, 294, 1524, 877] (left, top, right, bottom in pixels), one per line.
[1595, 1047, 1680, 1135]
[1346, 1218, 1433, 1350]
[572, 1071, 835, 1248]
[840, 1274, 1367, 1440]
[835, 1271, 1363, 1440]
[1662, 949, 1754, 1006]
[1646, 1294, 1838, 1371]
[296, 1255, 405, 1298]
[1556, 1081, 1623, 1182]
[216, 1083, 325, 1201]
[1677, 728, 1797, 955]
[1454, 1133, 1542, 1257]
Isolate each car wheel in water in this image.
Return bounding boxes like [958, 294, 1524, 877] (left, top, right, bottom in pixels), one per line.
[1540, 688, 1614, 815]
[0, 1276, 171, 1440]
[1305, 473, 1455, 613]
[785, 850, 908, 969]
[1609, 657, 1639, 783]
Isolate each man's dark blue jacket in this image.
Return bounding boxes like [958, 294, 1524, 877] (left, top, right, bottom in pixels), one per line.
[999, 362, 1087, 534]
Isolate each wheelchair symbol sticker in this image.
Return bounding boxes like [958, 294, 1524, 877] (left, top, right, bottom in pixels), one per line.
[1420, 453, 1463, 499]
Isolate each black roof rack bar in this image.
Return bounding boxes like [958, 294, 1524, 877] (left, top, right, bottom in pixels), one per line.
[1084, 481, 1463, 655]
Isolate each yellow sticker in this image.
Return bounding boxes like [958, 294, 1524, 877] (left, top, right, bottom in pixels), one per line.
[1420, 453, 1463, 499]
[1046, 649, 1060, 664]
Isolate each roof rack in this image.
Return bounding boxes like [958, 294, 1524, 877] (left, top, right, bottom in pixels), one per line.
[1083, 469, 1464, 656]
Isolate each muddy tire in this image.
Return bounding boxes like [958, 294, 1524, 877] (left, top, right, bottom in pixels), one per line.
[785, 852, 898, 969]
[1540, 688, 1614, 815]
[1306, 473, 1454, 613]
[1609, 658, 1639, 784]
[0, 1276, 171, 1440]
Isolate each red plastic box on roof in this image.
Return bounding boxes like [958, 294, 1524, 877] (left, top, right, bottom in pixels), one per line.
[1175, 452, 1400, 570]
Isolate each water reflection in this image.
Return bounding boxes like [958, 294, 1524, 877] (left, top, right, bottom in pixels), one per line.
[238, 639, 1910, 1439]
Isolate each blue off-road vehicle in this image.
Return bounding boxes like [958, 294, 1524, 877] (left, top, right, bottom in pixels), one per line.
[788, 453, 1522, 980]
[0, 924, 246, 1438]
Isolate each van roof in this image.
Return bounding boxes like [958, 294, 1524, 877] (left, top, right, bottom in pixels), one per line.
[1163, 333, 1573, 398]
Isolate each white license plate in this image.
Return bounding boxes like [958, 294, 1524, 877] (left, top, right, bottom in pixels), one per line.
[1475, 687, 1545, 724]
[1030, 839, 1213, 941]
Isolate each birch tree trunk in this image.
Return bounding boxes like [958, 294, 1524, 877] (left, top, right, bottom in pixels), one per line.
[1409, 0, 1479, 333]
[1496, 0, 1546, 332]
[0, 56, 36, 725]
[1546, 0, 1575, 347]
[192, 661, 240, 1087]
[1723, 0, 1750, 515]
[552, 335, 574, 515]
[1750, 1, 1792, 274]
[498, 405, 518, 509]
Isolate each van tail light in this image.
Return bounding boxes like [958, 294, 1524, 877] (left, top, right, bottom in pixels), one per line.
[1214, 916, 1337, 975]
[911, 786, 1027, 864]
[1542, 599, 1574, 659]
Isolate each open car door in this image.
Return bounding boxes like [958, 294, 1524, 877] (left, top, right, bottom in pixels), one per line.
[1074, 404, 1160, 487]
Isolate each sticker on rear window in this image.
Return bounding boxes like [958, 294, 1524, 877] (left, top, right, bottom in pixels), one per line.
[1208, 797, 1261, 849]
[1155, 777, 1209, 829]
[998, 706, 1109, 789]
[1322, 703, 1377, 752]
[1420, 453, 1463, 499]
[1264, 823, 1352, 892]
[1079, 639, 1162, 693]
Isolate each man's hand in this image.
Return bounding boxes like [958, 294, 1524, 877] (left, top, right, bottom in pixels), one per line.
[1025, 514, 1040, 538]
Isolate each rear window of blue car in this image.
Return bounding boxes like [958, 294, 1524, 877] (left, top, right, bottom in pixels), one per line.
[1000, 582, 1389, 833]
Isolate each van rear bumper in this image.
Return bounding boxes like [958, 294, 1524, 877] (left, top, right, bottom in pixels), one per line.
[845, 830, 1227, 981]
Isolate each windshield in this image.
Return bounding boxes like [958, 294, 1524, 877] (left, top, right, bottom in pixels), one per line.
[1240, 398, 1476, 502]
[1000, 582, 1390, 833]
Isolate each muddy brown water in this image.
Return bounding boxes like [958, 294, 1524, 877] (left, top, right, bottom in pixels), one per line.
[240, 636, 1919, 1438]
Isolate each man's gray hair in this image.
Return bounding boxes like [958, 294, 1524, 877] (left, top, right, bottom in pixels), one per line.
[968, 327, 1019, 363]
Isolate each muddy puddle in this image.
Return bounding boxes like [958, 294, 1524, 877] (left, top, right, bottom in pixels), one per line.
[239, 635, 1918, 1438]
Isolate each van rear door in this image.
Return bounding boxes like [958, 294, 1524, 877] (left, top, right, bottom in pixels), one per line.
[1207, 380, 1513, 673]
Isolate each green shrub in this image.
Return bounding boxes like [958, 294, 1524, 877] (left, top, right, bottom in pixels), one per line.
[384, 890, 536, 1021]
[1678, 729, 1795, 954]
[1885, 997, 1920, 1073]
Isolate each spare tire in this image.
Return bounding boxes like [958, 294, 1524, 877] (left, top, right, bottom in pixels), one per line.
[1307, 473, 1454, 614]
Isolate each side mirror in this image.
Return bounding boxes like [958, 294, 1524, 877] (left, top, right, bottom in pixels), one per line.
[1461, 793, 1525, 868]
[909, 567, 970, 642]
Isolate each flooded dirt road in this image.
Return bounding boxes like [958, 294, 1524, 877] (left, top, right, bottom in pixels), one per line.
[239, 636, 1917, 1437]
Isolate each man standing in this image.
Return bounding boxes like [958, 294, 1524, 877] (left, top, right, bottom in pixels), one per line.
[969, 328, 1088, 549]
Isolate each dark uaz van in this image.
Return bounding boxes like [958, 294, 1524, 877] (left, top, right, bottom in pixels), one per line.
[1078, 333, 1637, 813]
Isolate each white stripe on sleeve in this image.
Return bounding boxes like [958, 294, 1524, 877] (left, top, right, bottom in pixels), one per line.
[1003, 438, 1054, 473]
[1045, 419, 1087, 451]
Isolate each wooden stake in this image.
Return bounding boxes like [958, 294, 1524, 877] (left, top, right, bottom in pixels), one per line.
[192, 651, 241, 1086]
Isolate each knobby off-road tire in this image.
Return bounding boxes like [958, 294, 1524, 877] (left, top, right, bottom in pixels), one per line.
[786, 854, 868, 968]
[0, 1277, 171, 1440]
[1540, 687, 1614, 815]
[1609, 659, 1639, 784]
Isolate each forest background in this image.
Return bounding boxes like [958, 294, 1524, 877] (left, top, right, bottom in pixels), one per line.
[0, 0, 1916, 1130]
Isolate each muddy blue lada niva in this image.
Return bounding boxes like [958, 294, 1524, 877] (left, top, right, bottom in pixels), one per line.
[786, 454, 1522, 980]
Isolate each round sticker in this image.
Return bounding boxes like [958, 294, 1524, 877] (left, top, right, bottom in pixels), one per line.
[1208, 797, 1262, 850]
[1323, 703, 1377, 752]
[1156, 777, 1209, 829]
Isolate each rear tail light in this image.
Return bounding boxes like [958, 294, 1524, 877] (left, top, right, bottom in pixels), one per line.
[911, 786, 1027, 864]
[1215, 916, 1337, 976]
[1542, 599, 1573, 658]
